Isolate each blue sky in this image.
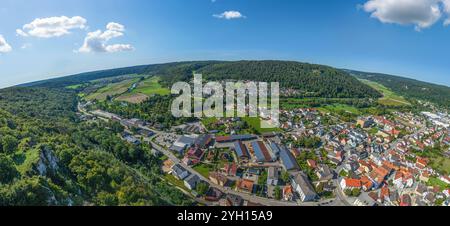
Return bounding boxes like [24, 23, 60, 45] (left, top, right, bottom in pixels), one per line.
[0, 0, 449, 88]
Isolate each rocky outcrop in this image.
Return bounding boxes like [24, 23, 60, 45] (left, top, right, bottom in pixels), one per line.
[35, 146, 60, 176]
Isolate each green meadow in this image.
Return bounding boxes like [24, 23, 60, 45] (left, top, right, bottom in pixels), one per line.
[360, 79, 410, 106]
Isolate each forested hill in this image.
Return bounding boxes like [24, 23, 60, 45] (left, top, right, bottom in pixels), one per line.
[196, 61, 382, 98]
[0, 87, 193, 206]
[346, 69, 450, 108]
[19, 60, 382, 99]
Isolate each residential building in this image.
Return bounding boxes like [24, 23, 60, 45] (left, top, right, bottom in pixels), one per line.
[172, 164, 190, 180]
[292, 172, 318, 202]
[184, 174, 201, 190]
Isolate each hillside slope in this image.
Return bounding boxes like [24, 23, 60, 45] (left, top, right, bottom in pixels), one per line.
[20, 61, 382, 99]
[197, 61, 382, 98]
[346, 69, 450, 108]
[0, 87, 193, 206]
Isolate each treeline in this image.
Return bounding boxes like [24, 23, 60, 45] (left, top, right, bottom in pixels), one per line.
[21, 60, 382, 99]
[282, 97, 375, 109]
[22, 61, 220, 89]
[197, 61, 382, 98]
[348, 69, 450, 108]
[95, 95, 195, 130]
[0, 87, 193, 206]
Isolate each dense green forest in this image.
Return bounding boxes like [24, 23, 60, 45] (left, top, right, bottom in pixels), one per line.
[21, 61, 382, 99]
[94, 95, 195, 129]
[197, 61, 382, 98]
[347, 69, 450, 108]
[0, 87, 193, 206]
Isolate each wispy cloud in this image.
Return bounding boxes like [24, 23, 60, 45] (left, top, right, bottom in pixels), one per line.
[21, 43, 32, 49]
[0, 35, 12, 53]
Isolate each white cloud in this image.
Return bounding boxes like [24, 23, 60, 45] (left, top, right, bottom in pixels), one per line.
[16, 29, 29, 37]
[106, 22, 125, 32]
[0, 35, 12, 53]
[213, 11, 246, 20]
[78, 22, 134, 53]
[362, 0, 450, 30]
[105, 44, 134, 53]
[17, 16, 87, 38]
[443, 0, 450, 25]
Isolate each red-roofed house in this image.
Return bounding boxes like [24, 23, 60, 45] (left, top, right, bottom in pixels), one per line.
[360, 176, 373, 191]
[223, 163, 238, 177]
[307, 159, 317, 169]
[380, 186, 390, 203]
[236, 179, 255, 194]
[340, 178, 361, 190]
[283, 185, 294, 201]
[416, 157, 428, 169]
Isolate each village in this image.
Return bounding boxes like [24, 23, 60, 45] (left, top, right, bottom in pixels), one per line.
[78, 101, 450, 206]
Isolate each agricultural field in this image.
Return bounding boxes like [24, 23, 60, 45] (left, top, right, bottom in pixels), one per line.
[115, 76, 171, 103]
[360, 79, 410, 106]
[85, 78, 140, 101]
[115, 93, 149, 104]
[131, 76, 171, 96]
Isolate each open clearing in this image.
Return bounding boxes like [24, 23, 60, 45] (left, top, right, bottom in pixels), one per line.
[429, 156, 450, 175]
[115, 93, 149, 104]
[318, 104, 361, 115]
[242, 116, 282, 134]
[131, 76, 170, 96]
[115, 76, 170, 103]
[85, 78, 140, 101]
[360, 79, 410, 106]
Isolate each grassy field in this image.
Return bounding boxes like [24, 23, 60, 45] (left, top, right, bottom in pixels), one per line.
[193, 163, 214, 178]
[115, 93, 149, 104]
[201, 117, 219, 129]
[427, 177, 450, 191]
[115, 76, 170, 103]
[242, 116, 282, 134]
[66, 84, 83, 89]
[85, 78, 140, 101]
[429, 155, 450, 175]
[201, 116, 281, 134]
[132, 76, 170, 96]
[318, 104, 361, 115]
[15, 149, 40, 175]
[163, 174, 190, 193]
[412, 147, 450, 175]
[360, 79, 410, 106]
